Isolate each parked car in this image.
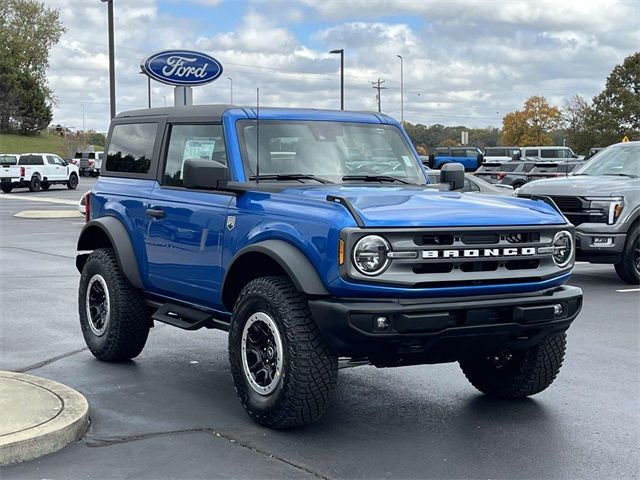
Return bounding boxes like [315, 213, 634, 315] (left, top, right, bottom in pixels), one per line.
[427, 147, 484, 171]
[474, 160, 539, 188]
[0, 154, 20, 166]
[426, 170, 514, 195]
[74, 151, 101, 176]
[520, 146, 581, 160]
[525, 161, 584, 182]
[519, 141, 640, 284]
[483, 147, 521, 163]
[0, 153, 79, 193]
[76, 105, 582, 429]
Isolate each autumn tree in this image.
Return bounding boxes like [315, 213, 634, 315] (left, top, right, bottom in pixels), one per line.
[587, 51, 640, 145]
[0, 0, 65, 134]
[500, 96, 562, 146]
[561, 95, 595, 154]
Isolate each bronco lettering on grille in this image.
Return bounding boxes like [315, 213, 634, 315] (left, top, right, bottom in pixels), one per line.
[422, 247, 537, 259]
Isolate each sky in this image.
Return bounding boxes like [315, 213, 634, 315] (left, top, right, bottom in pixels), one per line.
[43, 0, 639, 133]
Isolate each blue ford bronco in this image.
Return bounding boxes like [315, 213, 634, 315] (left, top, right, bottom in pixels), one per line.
[76, 105, 582, 428]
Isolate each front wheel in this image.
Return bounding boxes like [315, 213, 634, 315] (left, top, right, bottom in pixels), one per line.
[67, 173, 79, 190]
[459, 333, 566, 398]
[78, 248, 150, 361]
[229, 276, 338, 429]
[614, 225, 640, 284]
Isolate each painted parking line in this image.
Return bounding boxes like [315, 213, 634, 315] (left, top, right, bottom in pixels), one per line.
[616, 288, 640, 293]
[0, 195, 77, 206]
[15, 210, 81, 219]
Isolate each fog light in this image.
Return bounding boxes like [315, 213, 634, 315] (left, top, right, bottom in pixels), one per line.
[591, 237, 613, 247]
[553, 304, 564, 317]
[374, 316, 390, 331]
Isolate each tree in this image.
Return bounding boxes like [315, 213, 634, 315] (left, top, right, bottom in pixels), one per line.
[500, 96, 562, 146]
[0, 0, 65, 134]
[561, 95, 595, 154]
[587, 51, 640, 145]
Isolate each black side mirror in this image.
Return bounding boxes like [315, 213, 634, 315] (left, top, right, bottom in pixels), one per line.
[441, 162, 465, 190]
[183, 158, 228, 189]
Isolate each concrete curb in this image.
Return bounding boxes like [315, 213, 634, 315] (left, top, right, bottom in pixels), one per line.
[0, 371, 89, 466]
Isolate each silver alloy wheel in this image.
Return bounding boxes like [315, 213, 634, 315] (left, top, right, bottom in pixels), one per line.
[241, 312, 284, 395]
[86, 274, 110, 337]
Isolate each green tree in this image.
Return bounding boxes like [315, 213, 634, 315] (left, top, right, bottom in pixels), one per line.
[561, 95, 595, 154]
[587, 51, 640, 145]
[0, 0, 65, 134]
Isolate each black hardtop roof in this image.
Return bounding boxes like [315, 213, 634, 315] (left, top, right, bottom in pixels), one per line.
[115, 104, 388, 122]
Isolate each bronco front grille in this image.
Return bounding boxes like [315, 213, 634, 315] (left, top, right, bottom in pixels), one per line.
[341, 226, 571, 288]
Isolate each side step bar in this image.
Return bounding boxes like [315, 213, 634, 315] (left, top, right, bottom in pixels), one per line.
[150, 302, 230, 331]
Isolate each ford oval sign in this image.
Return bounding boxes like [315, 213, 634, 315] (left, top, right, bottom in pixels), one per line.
[141, 50, 223, 86]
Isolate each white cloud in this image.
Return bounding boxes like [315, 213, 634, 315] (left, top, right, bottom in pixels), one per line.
[42, 0, 638, 133]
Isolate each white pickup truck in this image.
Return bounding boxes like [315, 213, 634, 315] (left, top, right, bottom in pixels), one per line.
[0, 153, 80, 193]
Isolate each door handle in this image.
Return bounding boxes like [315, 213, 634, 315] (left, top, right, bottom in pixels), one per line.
[146, 208, 165, 219]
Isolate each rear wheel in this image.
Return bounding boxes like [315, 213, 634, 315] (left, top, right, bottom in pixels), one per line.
[67, 173, 78, 190]
[614, 225, 640, 284]
[512, 180, 525, 189]
[28, 175, 41, 192]
[459, 333, 566, 398]
[78, 248, 150, 361]
[0, 184, 12, 193]
[229, 276, 338, 429]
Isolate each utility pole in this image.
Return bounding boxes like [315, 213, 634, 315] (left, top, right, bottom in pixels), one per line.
[227, 76, 233, 104]
[101, 0, 116, 119]
[371, 78, 387, 113]
[397, 55, 404, 124]
[329, 49, 344, 110]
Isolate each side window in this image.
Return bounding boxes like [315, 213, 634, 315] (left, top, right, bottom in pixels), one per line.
[540, 149, 556, 158]
[463, 178, 480, 192]
[466, 149, 478, 157]
[106, 123, 157, 174]
[47, 155, 63, 165]
[163, 124, 226, 187]
[452, 149, 465, 157]
[435, 148, 447, 157]
[525, 149, 538, 157]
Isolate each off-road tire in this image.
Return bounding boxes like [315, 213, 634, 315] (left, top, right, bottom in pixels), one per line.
[512, 180, 526, 189]
[67, 173, 79, 190]
[78, 248, 150, 361]
[0, 184, 12, 193]
[459, 333, 566, 398]
[614, 224, 640, 285]
[229, 276, 338, 429]
[41, 182, 51, 191]
[28, 175, 41, 192]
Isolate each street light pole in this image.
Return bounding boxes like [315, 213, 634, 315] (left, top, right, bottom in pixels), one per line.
[101, 0, 116, 119]
[147, 76, 151, 108]
[162, 95, 167, 107]
[397, 54, 404, 124]
[81, 103, 85, 148]
[227, 76, 233, 104]
[329, 49, 344, 110]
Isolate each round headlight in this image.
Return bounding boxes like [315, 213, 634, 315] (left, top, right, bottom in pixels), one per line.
[352, 235, 391, 276]
[552, 230, 573, 268]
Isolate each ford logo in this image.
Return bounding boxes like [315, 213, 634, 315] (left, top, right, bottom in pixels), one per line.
[141, 50, 223, 86]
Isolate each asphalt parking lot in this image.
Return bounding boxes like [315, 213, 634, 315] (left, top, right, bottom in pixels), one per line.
[0, 180, 638, 479]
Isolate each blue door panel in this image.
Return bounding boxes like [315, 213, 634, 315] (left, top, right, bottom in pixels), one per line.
[145, 184, 232, 308]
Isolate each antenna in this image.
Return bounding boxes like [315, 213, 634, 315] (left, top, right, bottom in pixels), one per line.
[255, 87, 260, 183]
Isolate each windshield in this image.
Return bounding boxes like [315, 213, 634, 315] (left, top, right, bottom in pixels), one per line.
[573, 144, 639, 177]
[237, 120, 425, 184]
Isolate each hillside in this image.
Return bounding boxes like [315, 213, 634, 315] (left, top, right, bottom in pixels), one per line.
[0, 133, 102, 158]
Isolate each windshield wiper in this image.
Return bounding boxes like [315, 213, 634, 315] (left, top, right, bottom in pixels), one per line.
[602, 173, 638, 178]
[341, 174, 412, 184]
[248, 174, 332, 184]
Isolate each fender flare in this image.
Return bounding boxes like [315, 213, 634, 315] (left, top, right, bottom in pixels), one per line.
[222, 239, 329, 301]
[76, 217, 143, 289]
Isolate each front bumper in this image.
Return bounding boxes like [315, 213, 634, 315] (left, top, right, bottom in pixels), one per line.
[575, 229, 626, 263]
[308, 285, 582, 365]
